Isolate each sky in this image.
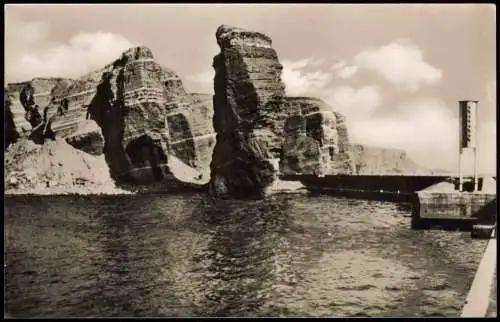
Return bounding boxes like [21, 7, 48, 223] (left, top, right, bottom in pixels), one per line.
[5, 4, 497, 174]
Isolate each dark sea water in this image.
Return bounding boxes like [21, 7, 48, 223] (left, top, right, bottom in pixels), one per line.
[4, 192, 488, 317]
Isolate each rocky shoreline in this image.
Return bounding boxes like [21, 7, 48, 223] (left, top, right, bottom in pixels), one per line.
[4, 139, 130, 195]
[4, 137, 307, 196]
[4, 181, 308, 196]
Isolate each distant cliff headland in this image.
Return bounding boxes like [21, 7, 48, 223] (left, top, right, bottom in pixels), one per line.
[4, 25, 431, 196]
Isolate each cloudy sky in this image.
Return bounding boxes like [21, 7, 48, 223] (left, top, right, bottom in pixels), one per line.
[5, 4, 496, 174]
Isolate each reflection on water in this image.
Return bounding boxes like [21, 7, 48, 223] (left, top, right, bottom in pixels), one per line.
[4, 193, 487, 317]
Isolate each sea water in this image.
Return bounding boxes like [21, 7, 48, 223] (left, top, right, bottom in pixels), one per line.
[4, 192, 487, 317]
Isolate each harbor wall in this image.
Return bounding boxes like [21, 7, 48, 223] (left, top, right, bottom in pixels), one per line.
[287, 174, 449, 193]
[284, 174, 497, 233]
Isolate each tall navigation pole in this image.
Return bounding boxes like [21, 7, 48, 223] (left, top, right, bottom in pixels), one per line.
[458, 100, 479, 192]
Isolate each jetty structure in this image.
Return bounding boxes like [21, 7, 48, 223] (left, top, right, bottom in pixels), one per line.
[415, 100, 496, 236]
[281, 100, 497, 238]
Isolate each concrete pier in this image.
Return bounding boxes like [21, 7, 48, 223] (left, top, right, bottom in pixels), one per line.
[461, 228, 496, 317]
[282, 173, 496, 235]
[414, 176, 497, 234]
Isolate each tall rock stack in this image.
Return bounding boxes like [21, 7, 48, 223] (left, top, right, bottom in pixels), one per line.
[280, 97, 355, 176]
[209, 25, 288, 197]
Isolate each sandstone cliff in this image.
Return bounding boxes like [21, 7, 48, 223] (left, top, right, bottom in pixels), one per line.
[279, 97, 427, 176]
[280, 97, 355, 176]
[209, 25, 288, 197]
[5, 26, 430, 197]
[65, 120, 105, 156]
[5, 91, 20, 150]
[5, 46, 216, 192]
[350, 144, 427, 175]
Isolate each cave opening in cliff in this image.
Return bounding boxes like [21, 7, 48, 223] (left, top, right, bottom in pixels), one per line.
[125, 135, 168, 182]
[269, 147, 282, 159]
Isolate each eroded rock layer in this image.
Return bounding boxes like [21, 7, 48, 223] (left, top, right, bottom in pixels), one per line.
[5, 92, 20, 150]
[280, 97, 355, 176]
[5, 25, 429, 196]
[65, 120, 105, 156]
[6, 78, 75, 136]
[209, 25, 288, 197]
[5, 46, 216, 187]
[280, 114, 323, 175]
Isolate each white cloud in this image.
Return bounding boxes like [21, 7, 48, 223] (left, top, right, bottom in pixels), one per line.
[344, 98, 465, 171]
[486, 79, 496, 106]
[281, 57, 363, 96]
[331, 60, 346, 71]
[354, 40, 443, 92]
[281, 58, 333, 96]
[327, 85, 381, 118]
[407, 119, 496, 175]
[280, 57, 382, 119]
[286, 57, 325, 70]
[330, 60, 358, 79]
[349, 98, 456, 151]
[338, 65, 358, 79]
[187, 70, 215, 93]
[329, 90, 495, 174]
[5, 13, 51, 53]
[280, 39, 443, 97]
[5, 13, 136, 82]
[476, 120, 496, 175]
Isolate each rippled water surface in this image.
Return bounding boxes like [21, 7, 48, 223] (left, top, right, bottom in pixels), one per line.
[4, 193, 488, 317]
